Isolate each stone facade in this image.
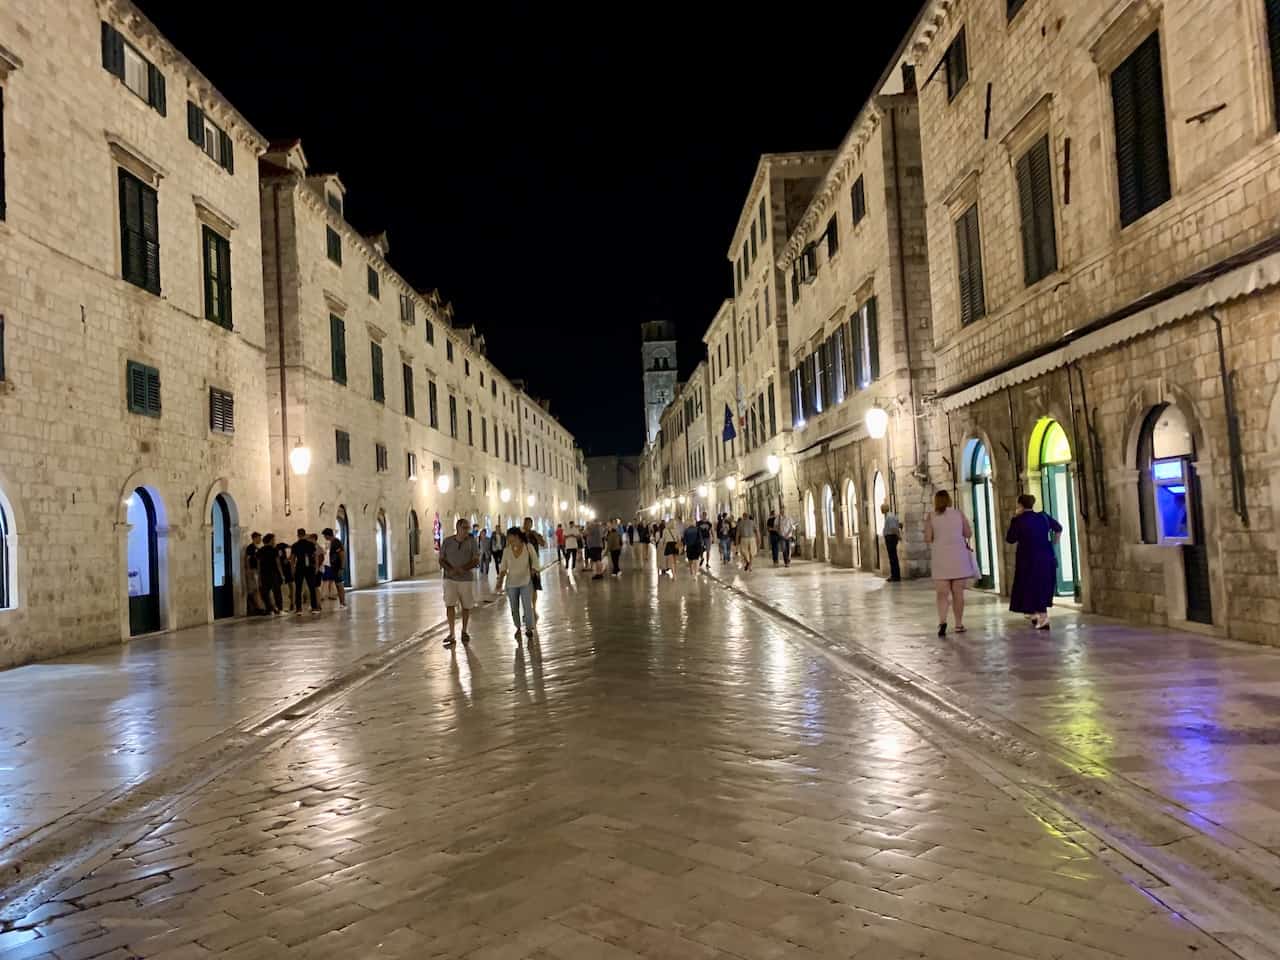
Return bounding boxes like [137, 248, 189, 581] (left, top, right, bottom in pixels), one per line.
[585, 455, 641, 525]
[777, 88, 940, 578]
[640, 320, 677, 447]
[0, 1, 586, 668]
[260, 142, 586, 585]
[649, 363, 711, 521]
[0, 0, 272, 667]
[911, 0, 1280, 641]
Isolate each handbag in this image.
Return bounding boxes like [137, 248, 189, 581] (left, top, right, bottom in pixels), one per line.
[965, 542, 981, 579]
[529, 547, 541, 591]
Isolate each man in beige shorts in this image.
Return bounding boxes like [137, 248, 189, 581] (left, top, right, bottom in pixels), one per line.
[440, 517, 479, 647]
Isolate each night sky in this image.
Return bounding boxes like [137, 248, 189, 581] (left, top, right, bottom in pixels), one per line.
[138, 3, 922, 454]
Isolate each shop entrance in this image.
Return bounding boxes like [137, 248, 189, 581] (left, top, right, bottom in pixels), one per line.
[1029, 419, 1080, 598]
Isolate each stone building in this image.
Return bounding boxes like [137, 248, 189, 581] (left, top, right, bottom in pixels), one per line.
[641, 320, 677, 447]
[585, 455, 641, 525]
[0, 0, 273, 667]
[776, 66, 938, 577]
[910, 0, 1280, 641]
[260, 141, 586, 584]
[701, 300, 739, 517]
[652, 363, 712, 521]
[720, 154, 835, 533]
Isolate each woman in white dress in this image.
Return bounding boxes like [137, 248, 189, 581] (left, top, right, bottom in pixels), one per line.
[923, 490, 975, 636]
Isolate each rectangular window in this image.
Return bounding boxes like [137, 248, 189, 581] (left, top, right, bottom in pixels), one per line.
[1016, 135, 1058, 285]
[799, 245, 817, 283]
[428, 380, 439, 428]
[825, 216, 839, 258]
[368, 266, 380, 299]
[119, 169, 160, 294]
[424, 319, 434, 344]
[453, 467, 461, 492]
[851, 175, 866, 225]
[759, 197, 767, 241]
[1111, 32, 1171, 227]
[0, 86, 6, 221]
[464, 358, 471, 377]
[1008, 0, 1028, 18]
[407, 451, 417, 480]
[445, 340, 454, 363]
[126, 360, 160, 417]
[326, 225, 342, 265]
[467, 409, 474, 446]
[402, 363, 415, 418]
[830, 329, 846, 406]
[329, 314, 347, 384]
[399, 293, 415, 325]
[370, 342, 385, 403]
[767, 381, 777, 436]
[375, 443, 388, 473]
[493, 423, 499, 454]
[491, 379, 497, 397]
[101, 23, 166, 114]
[790, 368, 803, 426]
[327, 192, 342, 215]
[954, 204, 986, 325]
[209, 387, 234, 434]
[750, 221, 757, 261]
[945, 28, 969, 100]
[849, 297, 881, 389]
[448, 394, 458, 438]
[481, 416, 488, 452]
[790, 267, 799, 305]
[201, 226, 232, 329]
[335, 430, 351, 465]
[186, 103, 233, 172]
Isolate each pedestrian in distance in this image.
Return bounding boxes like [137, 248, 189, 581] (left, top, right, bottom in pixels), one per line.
[257, 533, 284, 614]
[1006, 493, 1063, 630]
[522, 517, 547, 620]
[881, 503, 903, 582]
[276, 536, 294, 611]
[322, 528, 347, 608]
[555, 523, 566, 564]
[924, 490, 977, 637]
[490, 526, 506, 571]
[776, 507, 795, 567]
[441, 517, 479, 647]
[682, 520, 704, 575]
[244, 532, 266, 615]
[479, 527, 493, 577]
[717, 514, 733, 563]
[659, 521, 680, 578]
[697, 515, 713, 568]
[767, 509, 779, 565]
[564, 522, 580, 571]
[496, 527, 538, 643]
[584, 518, 606, 580]
[290, 529, 321, 615]
[606, 523, 623, 576]
[736, 511, 759, 571]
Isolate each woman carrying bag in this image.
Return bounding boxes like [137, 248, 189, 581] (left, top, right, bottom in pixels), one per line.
[1006, 494, 1062, 630]
[496, 528, 539, 643]
[924, 490, 977, 636]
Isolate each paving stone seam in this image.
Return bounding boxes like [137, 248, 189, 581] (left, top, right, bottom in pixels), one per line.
[0, 602, 483, 926]
[706, 568, 1280, 959]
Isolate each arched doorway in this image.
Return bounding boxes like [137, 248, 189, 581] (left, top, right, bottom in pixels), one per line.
[126, 488, 162, 636]
[210, 493, 234, 619]
[821, 485, 835, 561]
[1138, 403, 1210, 623]
[0, 486, 16, 611]
[408, 510, 421, 576]
[804, 490, 817, 558]
[964, 440, 998, 590]
[1029, 419, 1080, 598]
[336, 505, 352, 587]
[376, 510, 390, 582]
[872, 471, 887, 569]
[844, 479, 860, 568]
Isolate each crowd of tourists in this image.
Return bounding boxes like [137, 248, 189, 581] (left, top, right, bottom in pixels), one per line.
[242, 528, 347, 616]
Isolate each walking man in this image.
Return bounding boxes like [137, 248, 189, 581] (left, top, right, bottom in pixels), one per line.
[522, 517, 548, 620]
[682, 520, 704, 575]
[736, 511, 760, 571]
[244, 532, 265, 615]
[717, 514, 733, 563]
[321, 528, 347, 607]
[767, 509, 779, 565]
[881, 502, 903, 582]
[479, 527, 493, 576]
[490, 526, 506, 571]
[564, 522, 580, 570]
[584, 517, 606, 580]
[776, 507, 795, 568]
[555, 523, 566, 564]
[441, 517, 479, 647]
[607, 523, 623, 576]
[290, 528, 321, 614]
[697, 515, 713, 569]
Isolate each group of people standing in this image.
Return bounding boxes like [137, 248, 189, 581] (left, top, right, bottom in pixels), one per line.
[243, 528, 346, 617]
[652, 512, 761, 577]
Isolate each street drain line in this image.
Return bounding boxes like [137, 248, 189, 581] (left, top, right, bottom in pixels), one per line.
[0, 611, 470, 925]
[709, 572, 1280, 960]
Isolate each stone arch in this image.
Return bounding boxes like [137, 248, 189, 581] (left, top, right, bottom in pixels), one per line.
[202, 479, 243, 621]
[0, 480, 20, 613]
[118, 469, 173, 639]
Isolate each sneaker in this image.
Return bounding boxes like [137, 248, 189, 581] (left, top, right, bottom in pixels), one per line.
[461, 631, 471, 644]
[937, 623, 947, 637]
[513, 628, 523, 642]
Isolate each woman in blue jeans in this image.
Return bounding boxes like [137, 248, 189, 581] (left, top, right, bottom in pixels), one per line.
[496, 527, 538, 643]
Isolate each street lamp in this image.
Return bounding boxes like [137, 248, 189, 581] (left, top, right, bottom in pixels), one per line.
[500, 487, 512, 503]
[696, 484, 708, 498]
[527, 493, 537, 507]
[677, 495, 687, 506]
[865, 406, 890, 440]
[289, 441, 312, 476]
[559, 499, 568, 511]
[766, 454, 780, 477]
[725, 476, 737, 492]
[437, 473, 451, 494]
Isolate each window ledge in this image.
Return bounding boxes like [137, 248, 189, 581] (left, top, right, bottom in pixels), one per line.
[193, 195, 238, 233]
[105, 131, 167, 187]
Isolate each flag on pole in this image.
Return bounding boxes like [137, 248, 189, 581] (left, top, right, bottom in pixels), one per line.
[722, 404, 737, 441]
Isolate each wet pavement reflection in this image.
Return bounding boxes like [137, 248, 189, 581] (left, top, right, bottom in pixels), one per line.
[0, 548, 1231, 958]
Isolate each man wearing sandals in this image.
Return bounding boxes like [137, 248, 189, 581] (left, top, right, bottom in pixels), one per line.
[441, 517, 479, 647]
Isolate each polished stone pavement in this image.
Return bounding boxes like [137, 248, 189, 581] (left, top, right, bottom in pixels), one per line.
[0, 548, 1243, 958]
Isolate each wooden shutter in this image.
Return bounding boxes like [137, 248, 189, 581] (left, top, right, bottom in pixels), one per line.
[330, 314, 346, 384]
[1112, 33, 1170, 227]
[1017, 136, 1057, 285]
[955, 205, 984, 324]
[144, 366, 161, 415]
[140, 182, 160, 293]
[371, 342, 384, 402]
[0, 86, 6, 221]
[946, 29, 968, 100]
[127, 360, 147, 413]
[850, 311, 865, 389]
[219, 130, 234, 173]
[866, 297, 880, 382]
[210, 388, 234, 433]
[403, 364, 414, 417]
[1269, 0, 1280, 129]
[187, 102, 204, 146]
[218, 233, 232, 328]
[147, 62, 165, 115]
[101, 22, 125, 79]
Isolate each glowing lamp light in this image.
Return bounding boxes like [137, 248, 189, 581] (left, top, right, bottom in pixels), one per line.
[527, 493, 537, 507]
[766, 454, 780, 476]
[696, 484, 708, 498]
[587, 508, 597, 520]
[865, 406, 890, 440]
[559, 499, 568, 511]
[500, 487, 512, 503]
[677, 495, 687, 505]
[649, 504, 659, 515]
[289, 443, 312, 476]
[436, 473, 451, 494]
[725, 476, 737, 492]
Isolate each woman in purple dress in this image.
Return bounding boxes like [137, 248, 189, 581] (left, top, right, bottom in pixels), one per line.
[1006, 494, 1062, 630]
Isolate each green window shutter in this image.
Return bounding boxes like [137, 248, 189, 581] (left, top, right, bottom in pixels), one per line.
[127, 360, 146, 413]
[219, 130, 234, 174]
[850, 311, 865, 390]
[187, 102, 204, 147]
[101, 22, 125, 79]
[0, 86, 7, 221]
[1111, 32, 1170, 227]
[119, 170, 143, 287]
[371, 341, 385, 403]
[145, 366, 161, 415]
[219, 232, 232, 329]
[1269, 0, 1280, 129]
[140, 181, 160, 294]
[326, 226, 342, 264]
[866, 297, 880, 382]
[330, 314, 347, 384]
[147, 62, 165, 115]
[202, 226, 214, 321]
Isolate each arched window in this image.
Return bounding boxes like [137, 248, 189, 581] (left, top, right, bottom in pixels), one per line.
[1138, 404, 1195, 545]
[0, 491, 13, 610]
[804, 491, 817, 539]
[844, 480, 858, 539]
[822, 485, 836, 536]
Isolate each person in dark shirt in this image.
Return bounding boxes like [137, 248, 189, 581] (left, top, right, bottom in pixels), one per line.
[291, 528, 320, 614]
[258, 533, 284, 615]
[244, 532, 266, 614]
[322, 528, 347, 609]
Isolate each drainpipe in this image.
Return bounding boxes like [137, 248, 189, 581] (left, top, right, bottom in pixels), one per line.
[272, 183, 292, 517]
[889, 107, 924, 481]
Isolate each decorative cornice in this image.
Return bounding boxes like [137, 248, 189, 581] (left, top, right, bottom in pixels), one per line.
[105, 130, 167, 185]
[727, 152, 837, 258]
[192, 194, 239, 233]
[97, 0, 268, 153]
[908, 0, 959, 63]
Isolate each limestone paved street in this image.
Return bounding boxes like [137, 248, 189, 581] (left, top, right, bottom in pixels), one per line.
[0, 547, 1243, 959]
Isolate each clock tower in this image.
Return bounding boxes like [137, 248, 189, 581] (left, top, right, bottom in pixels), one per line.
[640, 321, 677, 447]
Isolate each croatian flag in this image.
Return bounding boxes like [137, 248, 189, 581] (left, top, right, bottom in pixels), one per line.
[722, 404, 737, 441]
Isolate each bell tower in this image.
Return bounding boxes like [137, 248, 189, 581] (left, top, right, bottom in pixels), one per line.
[640, 321, 677, 447]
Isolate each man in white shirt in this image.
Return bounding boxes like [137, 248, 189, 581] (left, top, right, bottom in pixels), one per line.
[776, 507, 796, 568]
